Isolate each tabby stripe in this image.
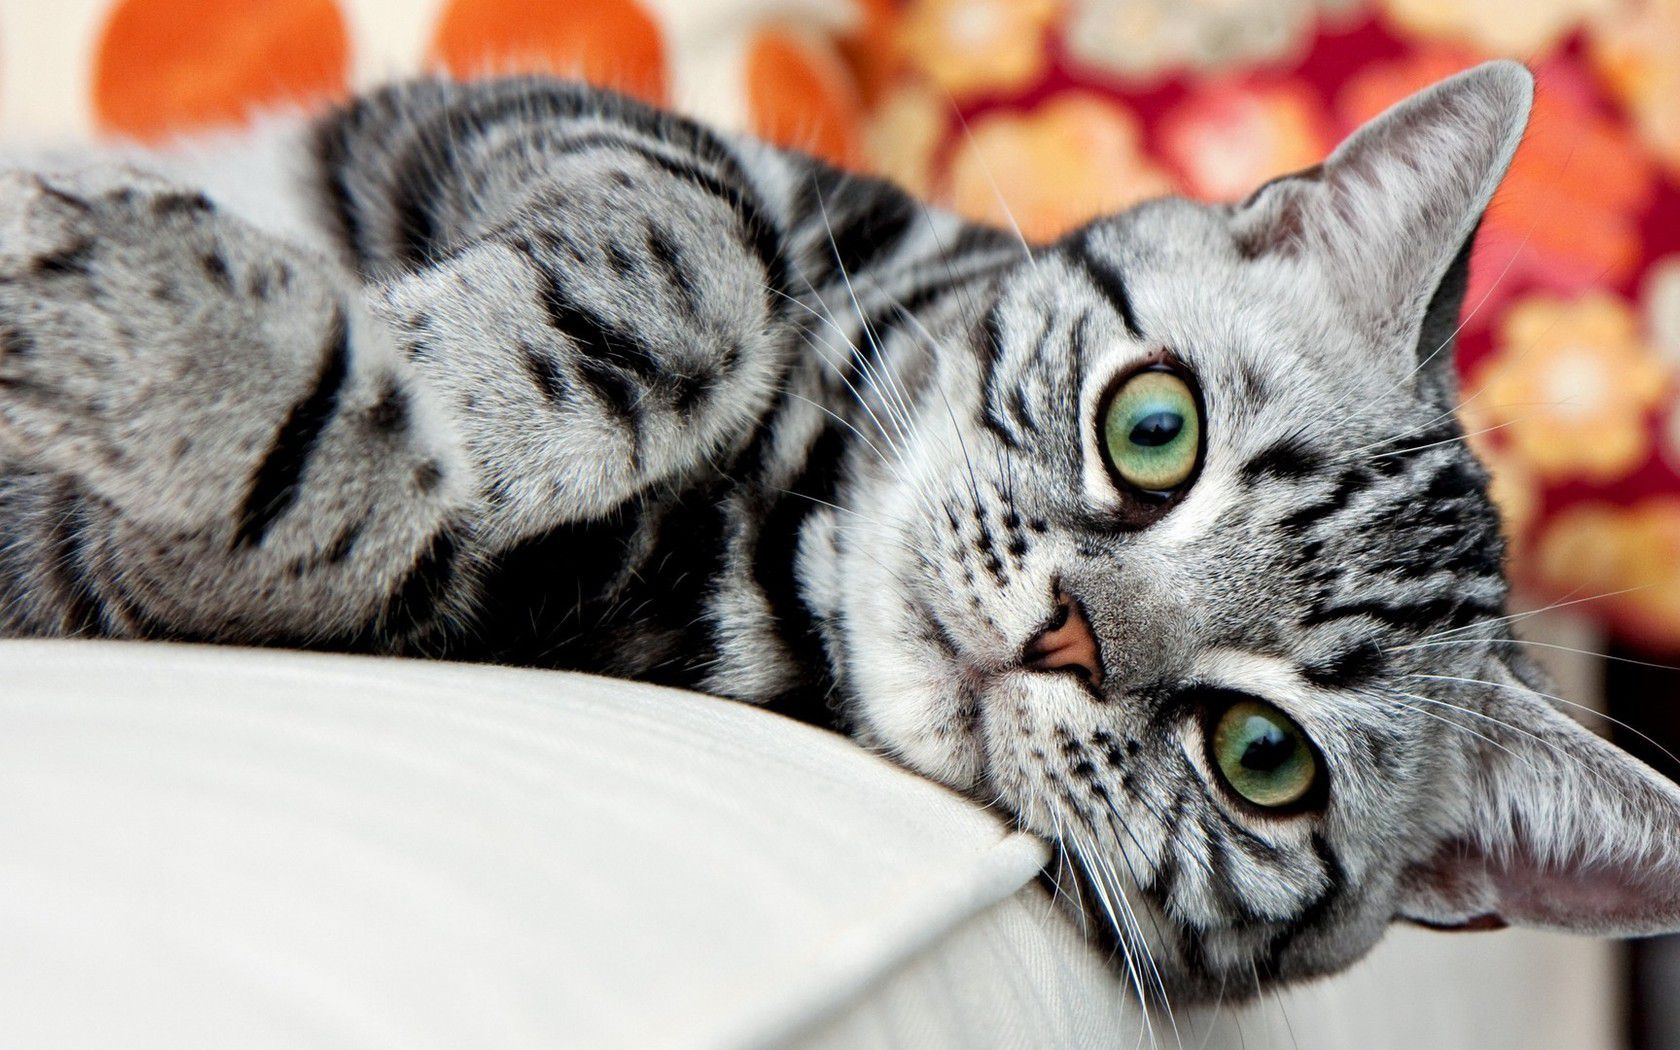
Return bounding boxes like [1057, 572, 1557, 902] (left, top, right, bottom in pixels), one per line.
[383, 526, 460, 630]
[519, 340, 569, 405]
[46, 487, 105, 635]
[233, 312, 349, 548]
[644, 224, 702, 316]
[538, 272, 662, 383]
[1199, 811, 1269, 925]
[1241, 435, 1326, 483]
[550, 129, 793, 305]
[1003, 314, 1054, 437]
[814, 183, 916, 289]
[755, 422, 849, 724]
[1301, 640, 1386, 688]
[472, 512, 645, 667]
[1073, 242, 1142, 337]
[849, 269, 989, 385]
[1262, 833, 1346, 979]
[574, 358, 642, 458]
[1278, 466, 1374, 535]
[977, 304, 1023, 449]
[1301, 594, 1498, 632]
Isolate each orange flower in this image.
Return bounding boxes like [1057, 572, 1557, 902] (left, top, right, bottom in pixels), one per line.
[1590, 0, 1680, 181]
[1157, 82, 1334, 202]
[1536, 499, 1680, 652]
[95, 0, 349, 139]
[895, 0, 1059, 102]
[1472, 293, 1671, 483]
[746, 28, 863, 167]
[942, 93, 1177, 242]
[1340, 51, 1655, 323]
[430, 0, 668, 106]
[1380, 0, 1612, 55]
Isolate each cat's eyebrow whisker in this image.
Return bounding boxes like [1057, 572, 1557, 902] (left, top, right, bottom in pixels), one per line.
[775, 288, 916, 457]
[1421, 585, 1656, 642]
[784, 391, 901, 481]
[1409, 671, 1680, 772]
[771, 278, 913, 451]
[1361, 418, 1518, 462]
[809, 189, 927, 441]
[1361, 688, 1524, 762]
[821, 268, 927, 443]
[1382, 686, 1650, 808]
[1392, 636, 1680, 673]
[940, 90, 1036, 266]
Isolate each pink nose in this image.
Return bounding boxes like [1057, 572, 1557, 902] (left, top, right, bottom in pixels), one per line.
[1022, 592, 1105, 686]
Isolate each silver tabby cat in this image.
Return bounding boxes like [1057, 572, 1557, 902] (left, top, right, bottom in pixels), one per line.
[0, 59, 1677, 1003]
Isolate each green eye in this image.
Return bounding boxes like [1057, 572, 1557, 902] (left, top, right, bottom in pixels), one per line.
[1100, 369, 1201, 493]
[1210, 699, 1319, 809]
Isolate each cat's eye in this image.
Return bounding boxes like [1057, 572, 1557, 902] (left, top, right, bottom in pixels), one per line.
[1099, 367, 1202, 496]
[1209, 698, 1320, 809]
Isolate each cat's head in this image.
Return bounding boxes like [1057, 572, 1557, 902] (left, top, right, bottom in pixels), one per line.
[825, 61, 1680, 1001]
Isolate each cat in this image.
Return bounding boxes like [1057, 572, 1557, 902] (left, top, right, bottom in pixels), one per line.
[0, 57, 1676, 1005]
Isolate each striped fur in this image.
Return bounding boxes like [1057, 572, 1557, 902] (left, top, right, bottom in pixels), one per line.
[1, 63, 1679, 1007]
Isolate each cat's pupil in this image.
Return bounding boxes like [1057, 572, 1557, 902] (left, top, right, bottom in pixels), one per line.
[1129, 410, 1183, 448]
[1239, 720, 1295, 773]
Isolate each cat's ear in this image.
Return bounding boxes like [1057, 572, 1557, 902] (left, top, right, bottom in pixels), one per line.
[1231, 60, 1532, 397]
[1397, 658, 1680, 935]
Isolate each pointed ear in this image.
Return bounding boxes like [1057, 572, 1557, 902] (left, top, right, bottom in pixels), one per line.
[1398, 659, 1680, 936]
[1231, 60, 1532, 398]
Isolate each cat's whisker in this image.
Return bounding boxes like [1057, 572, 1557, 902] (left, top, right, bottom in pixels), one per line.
[1409, 671, 1680, 772]
[1421, 584, 1656, 641]
[1095, 796, 1188, 1047]
[1360, 688, 1522, 761]
[776, 290, 916, 458]
[940, 91, 1036, 267]
[1362, 418, 1518, 462]
[1381, 686, 1650, 808]
[1393, 636, 1680, 673]
[1065, 826, 1156, 1039]
[808, 190, 929, 444]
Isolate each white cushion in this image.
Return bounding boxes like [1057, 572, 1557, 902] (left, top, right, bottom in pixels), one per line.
[0, 641, 1617, 1048]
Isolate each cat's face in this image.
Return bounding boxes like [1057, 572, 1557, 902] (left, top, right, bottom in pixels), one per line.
[824, 61, 1680, 1002]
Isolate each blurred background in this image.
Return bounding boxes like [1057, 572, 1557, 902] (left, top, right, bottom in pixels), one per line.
[0, 0, 1676, 1044]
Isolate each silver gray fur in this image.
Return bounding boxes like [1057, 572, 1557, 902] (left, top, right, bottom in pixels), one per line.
[0, 61, 1676, 1005]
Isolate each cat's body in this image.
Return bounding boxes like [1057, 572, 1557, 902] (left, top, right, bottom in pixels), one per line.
[2, 62, 1679, 1005]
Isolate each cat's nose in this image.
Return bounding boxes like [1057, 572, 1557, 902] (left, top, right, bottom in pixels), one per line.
[1022, 590, 1105, 687]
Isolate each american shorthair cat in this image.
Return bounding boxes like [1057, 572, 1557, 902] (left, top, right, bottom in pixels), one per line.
[0, 58, 1676, 1004]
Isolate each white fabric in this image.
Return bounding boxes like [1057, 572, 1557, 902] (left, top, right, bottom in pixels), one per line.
[0, 641, 1616, 1048]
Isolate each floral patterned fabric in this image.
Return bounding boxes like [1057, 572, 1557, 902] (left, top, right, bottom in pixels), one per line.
[2, 0, 1677, 651]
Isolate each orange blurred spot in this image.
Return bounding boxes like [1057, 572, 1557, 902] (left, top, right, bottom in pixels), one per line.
[431, 0, 667, 106]
[747, 28, 862, 168]
[96, 0, 349, 140]
[837, 0, 900, 109]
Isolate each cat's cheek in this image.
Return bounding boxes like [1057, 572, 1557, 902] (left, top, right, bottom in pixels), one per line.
[847, 651, 985, 789]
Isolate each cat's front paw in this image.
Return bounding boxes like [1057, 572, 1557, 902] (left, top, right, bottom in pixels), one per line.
[0, 169, 339, 473]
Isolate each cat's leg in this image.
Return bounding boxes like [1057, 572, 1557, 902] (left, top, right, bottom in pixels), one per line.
[0, 166, 473, 643]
